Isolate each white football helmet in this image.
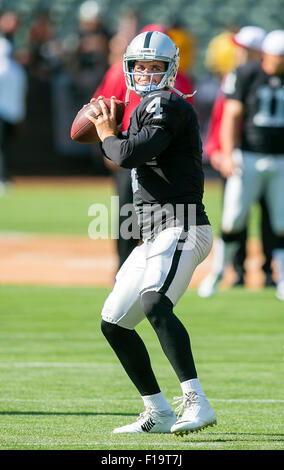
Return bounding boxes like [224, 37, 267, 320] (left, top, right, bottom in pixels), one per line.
[124, 31, 185, 99]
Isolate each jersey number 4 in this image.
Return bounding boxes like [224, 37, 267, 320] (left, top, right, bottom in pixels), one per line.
[146, 96, 163, 119]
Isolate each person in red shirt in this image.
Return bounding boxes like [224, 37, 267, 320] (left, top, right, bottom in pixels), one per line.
[92, 24, 195, 270]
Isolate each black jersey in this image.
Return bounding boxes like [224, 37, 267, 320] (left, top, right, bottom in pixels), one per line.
[222, 61, 284, 154]
[102, 90, 209, 238]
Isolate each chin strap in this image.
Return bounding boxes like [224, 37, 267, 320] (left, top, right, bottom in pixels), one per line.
[168, 86, 197, 99]
[125, 86, 197, 106]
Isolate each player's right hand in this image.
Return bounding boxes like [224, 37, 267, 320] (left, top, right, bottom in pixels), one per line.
[92, 96, 119, 142]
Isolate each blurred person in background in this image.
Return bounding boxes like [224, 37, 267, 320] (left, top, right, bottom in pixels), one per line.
[196, 26, 239, 156]
[92, 23, 195, 270]
[203, 26, 276, 289]
[13, 9, 60, 176]
[0, 36, 27, 194]
[78, 0, 111, 41]
[168, 21, 196, 105]
[0, 11, 20, 45]
[205, 26, 267, 170]
[168, 24, 196, 75]
[205, 27, 239, 79]
[199, 26, 277, 293]
[56, 0, 110, 104]
[108, 9, 139, 66]
[198, 30, 284, 301]
[26, 9, 61, 78]
[76, 0, 111, 95]
[52, 1, 110, 168]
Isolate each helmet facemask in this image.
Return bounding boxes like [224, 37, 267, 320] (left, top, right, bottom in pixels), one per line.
[123, 31, 195, 103]
[123, 56, 179, 96]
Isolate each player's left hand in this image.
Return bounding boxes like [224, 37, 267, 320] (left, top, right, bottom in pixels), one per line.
[91, 96, 121, 142]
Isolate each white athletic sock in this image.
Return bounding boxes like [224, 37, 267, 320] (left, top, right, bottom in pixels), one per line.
[273, 248, 284, 285]
[211, 237, 241, 278]
[142, 392, 172, 413]
[211, 238, 225, 277]
[180, 378, 206, 397]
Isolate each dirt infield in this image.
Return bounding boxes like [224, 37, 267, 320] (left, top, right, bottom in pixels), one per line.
[0, 233, 268, 289]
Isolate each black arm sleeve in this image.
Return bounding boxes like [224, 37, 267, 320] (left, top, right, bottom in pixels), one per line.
[101, 125, 172, 169]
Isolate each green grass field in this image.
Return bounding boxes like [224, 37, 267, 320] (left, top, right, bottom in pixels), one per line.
[0, 285, 283, 450]
[0, 179, 282, 451]
[0, 179, 260, 238]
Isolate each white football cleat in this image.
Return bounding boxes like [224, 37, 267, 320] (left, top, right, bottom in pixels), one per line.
[197, 274, 220, 298]
[113, 408, 177, 434]
[276, 281, 284, 301]
[171, 392, 217, 435]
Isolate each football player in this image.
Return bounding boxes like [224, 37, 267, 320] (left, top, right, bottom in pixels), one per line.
[92, 23, 195, 270]
[88, 31, 216, 435]
[198, 30, 284, 301]
[200, 26, 278, 291]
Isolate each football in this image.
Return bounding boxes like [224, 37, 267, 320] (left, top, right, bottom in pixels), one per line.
[70, 98, 125, 144]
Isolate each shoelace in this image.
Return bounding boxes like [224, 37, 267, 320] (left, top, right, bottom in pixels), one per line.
[137, 407, 154, 422]
[172, 392, 199, 419]
[137, 407, 170, 424]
